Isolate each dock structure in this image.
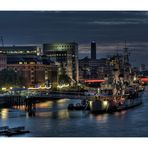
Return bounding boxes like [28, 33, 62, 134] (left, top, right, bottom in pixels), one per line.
[0, 95, 26, 107]
[0, 126, 30, 137]
[0, 92, 89, 107]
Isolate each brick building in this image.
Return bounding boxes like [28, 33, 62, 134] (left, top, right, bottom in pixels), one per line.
[7, 57, 46, 87]
[0, 54, 7, 71]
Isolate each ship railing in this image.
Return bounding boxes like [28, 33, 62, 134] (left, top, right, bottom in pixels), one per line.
[8, 126, 25, 132]
[92, 94, 129, 101]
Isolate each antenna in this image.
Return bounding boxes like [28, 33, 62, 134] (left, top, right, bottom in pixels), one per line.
[116, 43, 119, 55]
[1, 36, 3, 47]
[123, 40, 129, 64]
[125, 40, 127, 48]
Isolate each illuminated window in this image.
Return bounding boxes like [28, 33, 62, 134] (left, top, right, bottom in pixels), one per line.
[19, 62, 23, 64]
[30, 62, 35, 64]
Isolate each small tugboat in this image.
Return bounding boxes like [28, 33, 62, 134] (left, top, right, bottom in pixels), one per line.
[68, 99, 90, 110]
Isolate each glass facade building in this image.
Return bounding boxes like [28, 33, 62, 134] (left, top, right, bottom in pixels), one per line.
[43, 42, 79, 82]
[0, 46, 42, 56]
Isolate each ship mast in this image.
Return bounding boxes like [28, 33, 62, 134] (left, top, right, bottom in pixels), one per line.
[123, 40, 129, 65]
[123, 40, 132, 85]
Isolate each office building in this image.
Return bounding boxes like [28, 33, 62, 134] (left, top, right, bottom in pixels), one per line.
[0, 45, 42, 56]
[7, 57, 46, 87]
[0, 54, 7, 71]
[79, 57, 110, 81]
[43, 42, 79, 83]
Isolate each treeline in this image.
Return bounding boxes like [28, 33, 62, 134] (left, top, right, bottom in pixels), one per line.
[0, 69, 25, 88]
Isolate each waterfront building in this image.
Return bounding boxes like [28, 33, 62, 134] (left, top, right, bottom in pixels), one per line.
[91, 41, 96, 60]
[42, 55, 58, 88]
[79, 57, 110, 81]
[7, 56, 46, 87]
[0, 54, 7, 71]
[43, 42, 79, 83]
[0, 45, 42, 56]
[79, 41, 111, 82]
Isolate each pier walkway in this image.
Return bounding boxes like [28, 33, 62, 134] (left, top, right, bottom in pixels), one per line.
[0, 92, 89, 107]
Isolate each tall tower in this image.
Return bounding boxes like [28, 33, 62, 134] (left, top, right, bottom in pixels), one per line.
[91, 41, 96, 60]
[123, 40, 129, 64]
[123, 40, 131, 83]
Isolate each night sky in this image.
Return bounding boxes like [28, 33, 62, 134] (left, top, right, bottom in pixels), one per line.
[0, 11, 148, 67]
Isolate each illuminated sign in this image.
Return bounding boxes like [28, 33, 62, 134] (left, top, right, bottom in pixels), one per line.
[140, 78, 148, 82]
[84, 79, 105, 83]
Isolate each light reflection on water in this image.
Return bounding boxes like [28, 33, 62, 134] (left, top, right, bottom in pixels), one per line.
[0, 87, 148, 137]
[114, 110, 127, 118]
[95, 114, 108, 122]
[1, 108, 8, 119]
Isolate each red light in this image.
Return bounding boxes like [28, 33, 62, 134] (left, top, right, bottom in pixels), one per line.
[140, 78, 148, 82]
[84, 79, 105, 83]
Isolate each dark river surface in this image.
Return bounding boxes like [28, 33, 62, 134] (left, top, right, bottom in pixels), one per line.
[0, 86, 148, 137]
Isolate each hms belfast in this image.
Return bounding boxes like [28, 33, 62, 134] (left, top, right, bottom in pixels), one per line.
[68, 42, 144, 113]
[89, 43, 144, 113]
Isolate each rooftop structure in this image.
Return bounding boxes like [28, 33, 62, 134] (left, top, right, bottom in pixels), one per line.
[0, 45, 42, 56]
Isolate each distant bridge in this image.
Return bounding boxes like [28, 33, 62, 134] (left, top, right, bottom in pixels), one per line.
[0, 92, 89, 107]
[26, 93, 88, 102]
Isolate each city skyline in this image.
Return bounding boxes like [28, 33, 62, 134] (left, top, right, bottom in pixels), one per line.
[0, 11, 148, 139]
[0, 11, 147, 66]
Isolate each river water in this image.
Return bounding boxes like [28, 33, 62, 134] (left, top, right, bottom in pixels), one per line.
[0, 86, 148, 137]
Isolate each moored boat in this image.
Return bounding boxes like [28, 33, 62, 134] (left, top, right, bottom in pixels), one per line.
[68, 99, 90, 111]
[89, 44, 144, 113]
[89, 94, 142, 113]
[67, 43, 144, 114]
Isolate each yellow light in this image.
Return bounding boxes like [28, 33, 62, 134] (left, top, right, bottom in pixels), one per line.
[133, 76, 137, 81]
[57, 85, 63, 89]
[57, 99, 68, 103]
[103, 101, 108, 105]
[30, 62, 35, 64]
[28, 87, 35, 90]
[2, 87, 6, 91]
[102, 100, 108, 108]
[89, 101, 92, 107]
[57, 84, 70, 89]
[1, 109, 8, 119]
[28, 86, 51, 90]
[10, 87, 13, 90]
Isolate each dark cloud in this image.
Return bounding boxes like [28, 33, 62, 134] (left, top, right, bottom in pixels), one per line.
[0, 11, 147, 67]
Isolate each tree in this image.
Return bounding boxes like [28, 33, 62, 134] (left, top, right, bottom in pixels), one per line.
[58, 74, 71, 85]
[58, 63, 72, 85]
[0, 69, 25, 88]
